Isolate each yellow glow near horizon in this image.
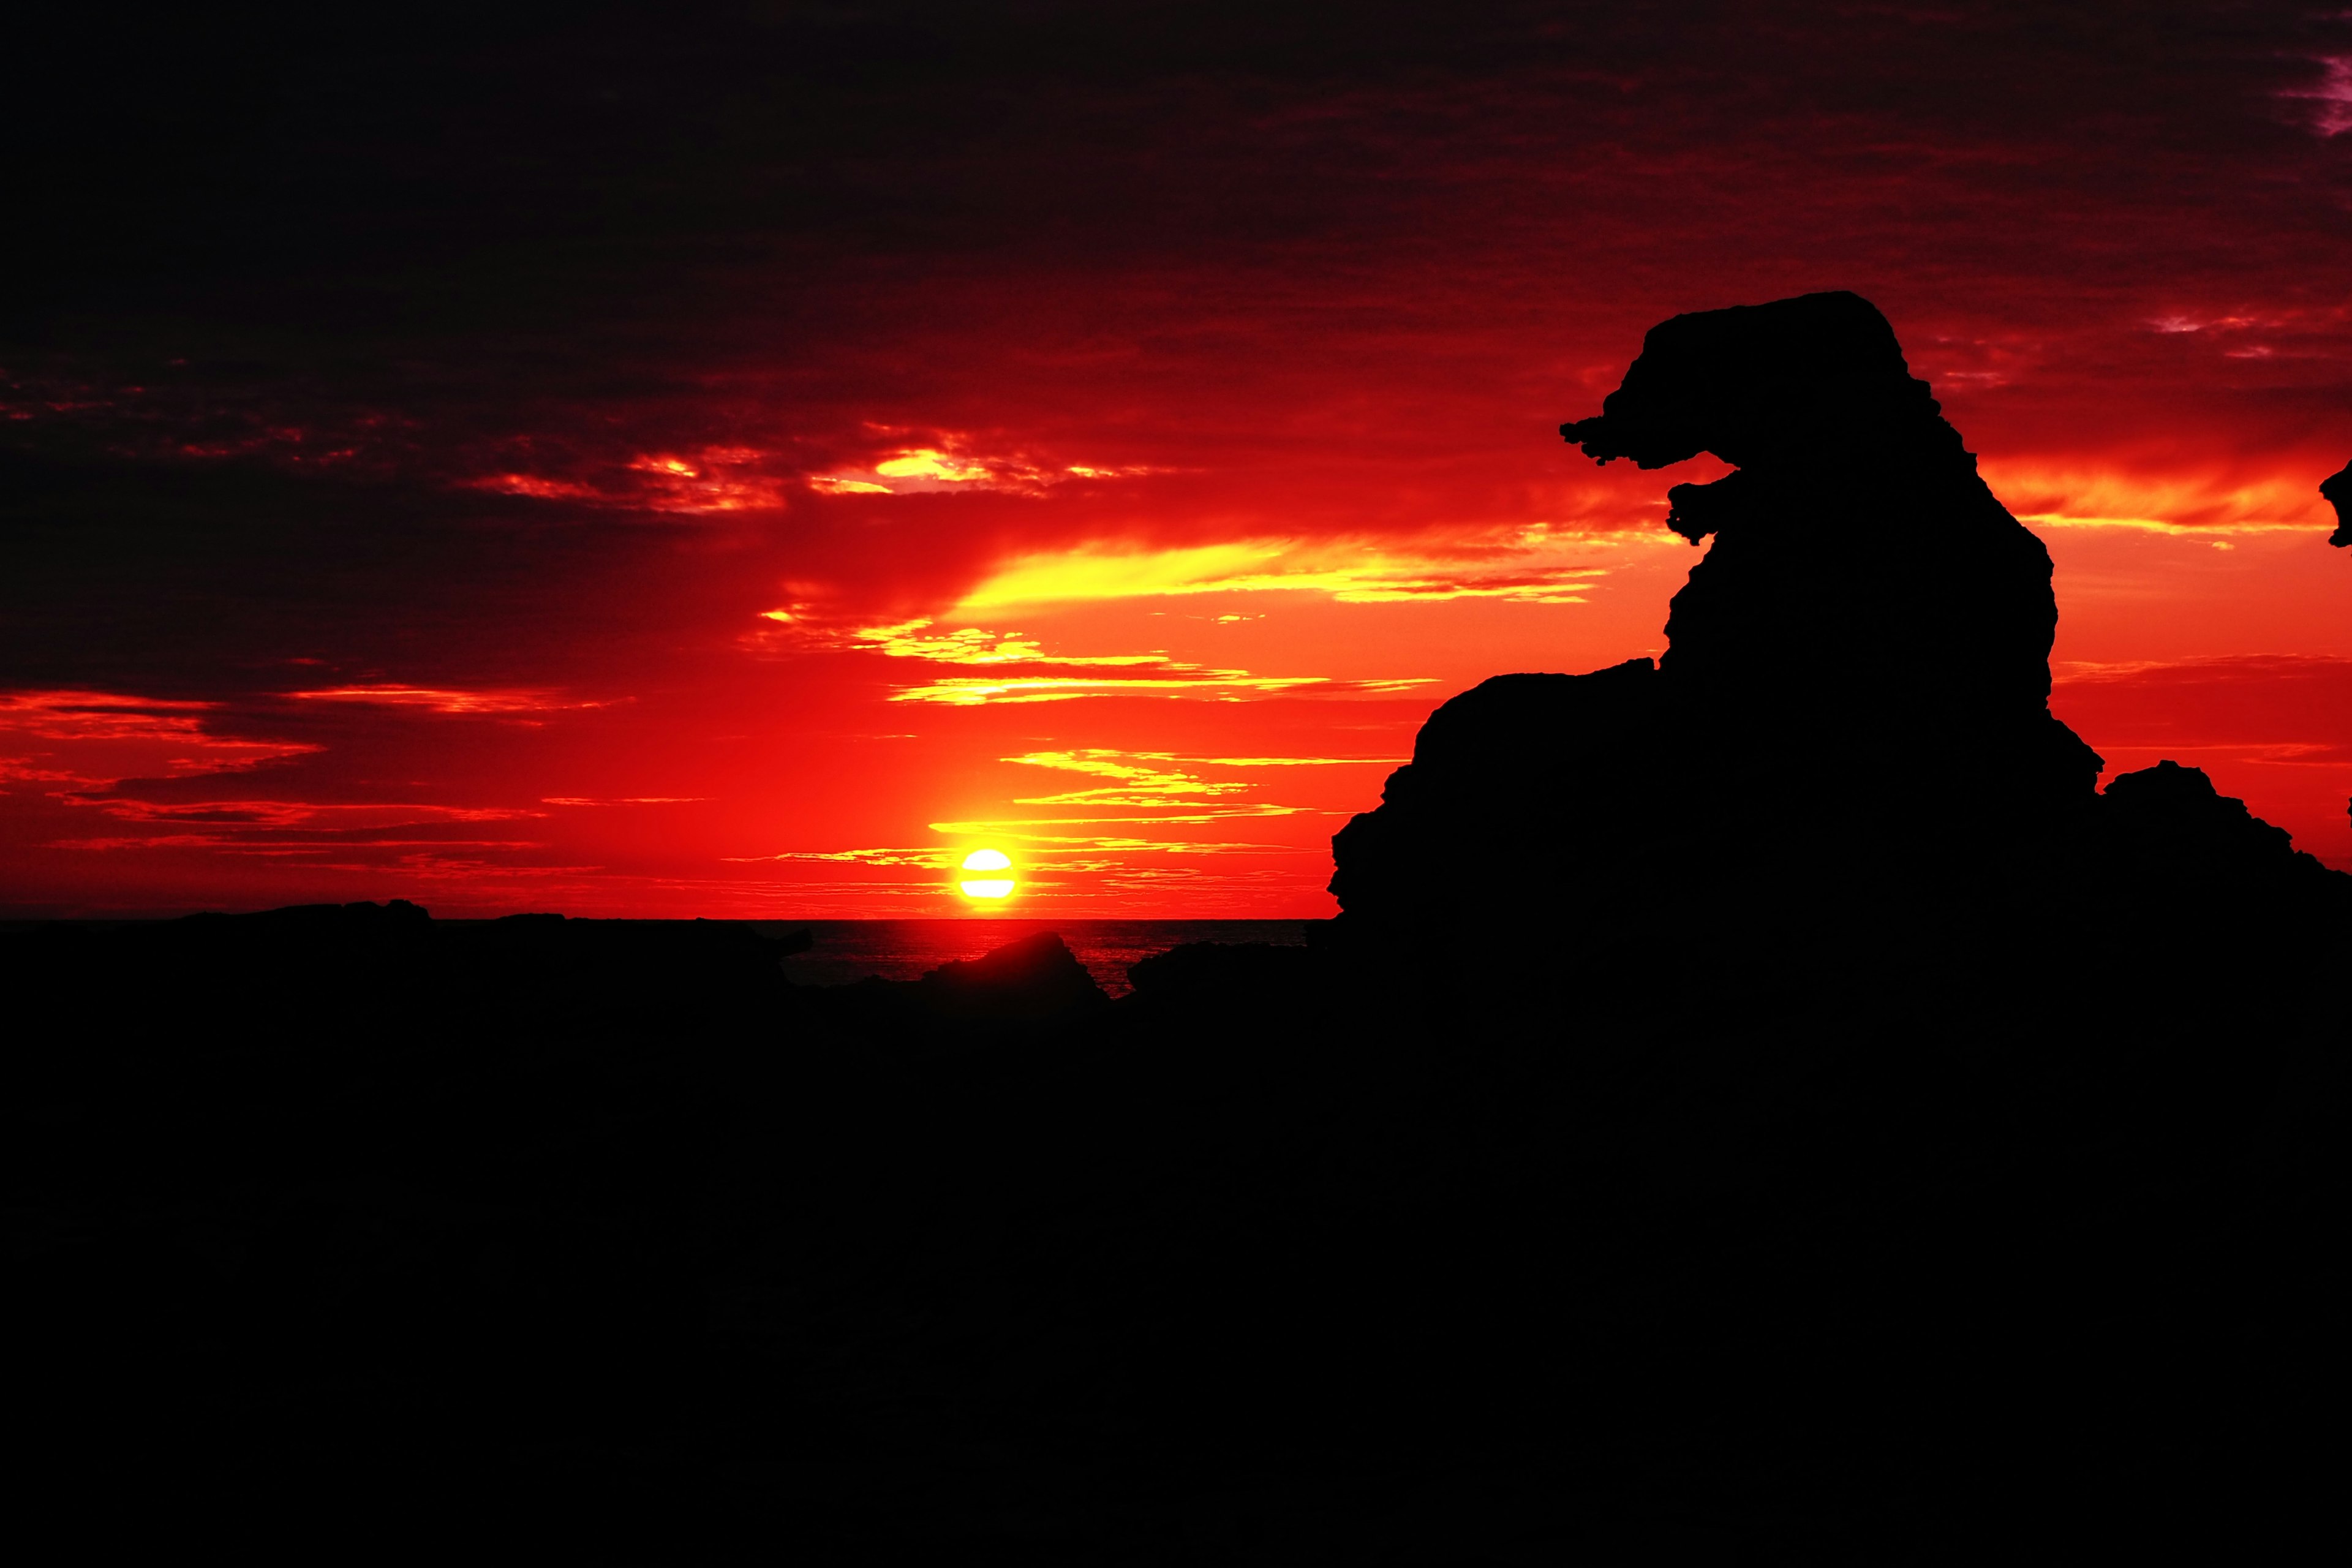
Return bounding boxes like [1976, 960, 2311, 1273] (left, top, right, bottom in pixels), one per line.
[956, 541, 1288, 608]
[959, 846, 1016, 900]
[952, 538, 1619, 610]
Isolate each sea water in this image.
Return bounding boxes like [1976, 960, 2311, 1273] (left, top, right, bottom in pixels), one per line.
[753, 918, 1314, 996]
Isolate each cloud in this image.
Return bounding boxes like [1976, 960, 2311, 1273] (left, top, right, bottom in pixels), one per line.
[921, 747, 1340, 836]
[1151, 753, 1402, 766]
[760, 612, 1433, 705]
[2280, 53, 2352, 137]
[723, 846, 946, 867]
[6, 689, 227, 743]
[72, 798, 544, 827]
[805, 433, 1170, 497]
[0, 689, 319, 780]
[1986, 463, 2339, 538]
[937, 831, 1317, 856]
[285, 686, 605, 714]
[625, 452, 787, 513]
[462, 449, 787, 513]
[956, 535, 1621, 609]
[465, 473, 602, 500]
[56, 834, 548, 856]
[1000, 749, 1254, 807]
[927, 804, 1310, 832]
[826, 621, 1171, 667]
[889, 673, 1424, 705]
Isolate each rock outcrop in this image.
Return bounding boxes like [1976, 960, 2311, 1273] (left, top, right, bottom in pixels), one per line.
[1330, 293, 2345, 948]
[2325, 458, 2350, 547]
[918, 930, 1107, 1021]
[1333, 292, 2103, 941]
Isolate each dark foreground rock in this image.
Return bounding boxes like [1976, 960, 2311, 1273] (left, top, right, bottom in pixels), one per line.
[918, 929, 1109, 1020]
[5, 892, 2343, 1559]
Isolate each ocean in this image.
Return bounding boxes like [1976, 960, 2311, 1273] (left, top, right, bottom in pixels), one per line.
[753, 918, 1314, 995]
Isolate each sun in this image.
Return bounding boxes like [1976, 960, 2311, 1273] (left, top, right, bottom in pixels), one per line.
[958, 847, 1016, 900]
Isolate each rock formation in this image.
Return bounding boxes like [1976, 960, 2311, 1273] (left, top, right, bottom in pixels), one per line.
[2325, 457, 2350, 547]
[916, 929, 1107, 1021]
[1330, 292, 2344, 946]
[1333, 292, 2103, 940]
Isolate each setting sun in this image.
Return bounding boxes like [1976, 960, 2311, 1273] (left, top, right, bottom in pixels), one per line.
[958, 848, 1016, 900]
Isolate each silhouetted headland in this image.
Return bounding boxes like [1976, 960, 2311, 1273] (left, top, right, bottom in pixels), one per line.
[1333, 292, 2342, 982]
[7, 295, 2345, 1557]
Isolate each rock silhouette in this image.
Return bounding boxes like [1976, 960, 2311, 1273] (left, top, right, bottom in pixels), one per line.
[914, 928, 1108, 1020]
[1333, 293, 2340, 956]
[2102, 757, 2345, 903]
[2326, 456, 2350, 546]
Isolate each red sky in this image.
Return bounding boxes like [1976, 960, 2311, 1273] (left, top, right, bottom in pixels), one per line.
[4, 2, 2348, 917]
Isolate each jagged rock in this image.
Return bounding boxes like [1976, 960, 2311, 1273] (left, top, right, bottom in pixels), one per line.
[1332, 292, 2345, 951]
[1327, 659, 1671, 923]
[1559, 291, 2097, 794]
[1334, 292, 2103, 939]
[2324, 458, 2350, 547]
[918, 930, 1107, 1021]
[2102, 760, 2342, 902]
[1562, 292, 2068, 745]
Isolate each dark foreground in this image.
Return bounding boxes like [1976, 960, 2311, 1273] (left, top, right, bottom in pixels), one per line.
[6, 892, 2342, 1561]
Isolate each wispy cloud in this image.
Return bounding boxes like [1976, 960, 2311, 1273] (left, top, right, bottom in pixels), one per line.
[826, 621, 1172, 668]
[2280, 53, 2352, 137]
[1145, 753, 1403, 767]
[0, 690, 318, 779]
[1000, 749, 1254, 807]
[929, 804, 1309, 832]
[722, 845, 946, 867]
[1986, 463, 2337, 537]
[465, 473, 602, 501]
[757, 611, 1431, 706]
[805, 430, 1168, 497]
[57, 834, 549, 856]
[890, 673, 1425, 705]
[73, 798, 545, 827]
[9, 689, 226, 741]
[464, 447, 786, 513]
[287, 685, 605, 714]
[956, 533, 1617, 609]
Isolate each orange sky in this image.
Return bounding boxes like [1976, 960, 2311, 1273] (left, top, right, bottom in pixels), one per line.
[3, 5, 2348, 916]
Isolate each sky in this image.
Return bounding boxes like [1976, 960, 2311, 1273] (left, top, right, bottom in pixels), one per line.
[4, 1, 2349, 918]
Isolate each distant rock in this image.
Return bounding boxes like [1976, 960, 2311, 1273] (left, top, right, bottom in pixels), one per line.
[2102, 760, 2343, 903]
[2324, 458, 2350, 547]
[919, 931, 1107, 1021]
[184, 897, 432, 927]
